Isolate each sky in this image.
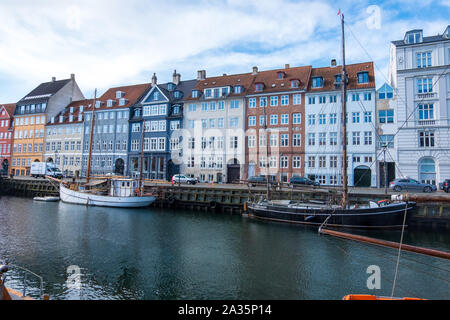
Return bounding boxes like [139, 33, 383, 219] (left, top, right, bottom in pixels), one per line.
[0, 0, 449, 103]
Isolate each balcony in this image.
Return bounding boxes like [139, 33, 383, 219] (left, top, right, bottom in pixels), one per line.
[416, 92, 436, 100]
[417, 119, 436, 126]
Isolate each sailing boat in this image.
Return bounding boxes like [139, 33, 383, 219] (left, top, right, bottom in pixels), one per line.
[247, 14, 415, 229]
[58, 90, 156, 208]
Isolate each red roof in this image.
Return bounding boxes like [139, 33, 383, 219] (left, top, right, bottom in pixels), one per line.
[308, 62, 375, 92]
[0, 104, 16, 117]
[93, 83, 152, 110]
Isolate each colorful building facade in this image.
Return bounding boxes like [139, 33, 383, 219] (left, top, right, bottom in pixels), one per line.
[11, 75, 84, 176]
[0, 104, 15, 175]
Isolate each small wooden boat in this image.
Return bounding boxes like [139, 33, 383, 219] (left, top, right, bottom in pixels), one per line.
[33, 196, 60, 202]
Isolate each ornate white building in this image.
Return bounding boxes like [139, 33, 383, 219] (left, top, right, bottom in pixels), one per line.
[389, 26, 450, 185]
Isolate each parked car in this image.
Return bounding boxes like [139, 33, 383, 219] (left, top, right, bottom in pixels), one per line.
[172, 174, 197, 185]
[247, 175, 276, 187]
[442, 179, 450, 193]
[289, 176, 320, 187]
[389, 178, 437, 193]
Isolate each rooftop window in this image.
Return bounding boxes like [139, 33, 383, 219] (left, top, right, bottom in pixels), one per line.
[311, 77, 323, 88]
[357, 72, 369, 84]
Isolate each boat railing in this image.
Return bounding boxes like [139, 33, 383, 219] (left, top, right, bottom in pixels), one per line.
[7, 264, 45, 300]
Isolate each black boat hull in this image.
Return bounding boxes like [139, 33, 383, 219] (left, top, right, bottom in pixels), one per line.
[247, 202, 416, 229]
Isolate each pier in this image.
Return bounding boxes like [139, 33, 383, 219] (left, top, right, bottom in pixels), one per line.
[1, 177, 449, 229]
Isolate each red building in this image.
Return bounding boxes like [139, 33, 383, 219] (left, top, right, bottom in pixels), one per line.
[0, 104, 16, 174]
[245, 65, 312, 182]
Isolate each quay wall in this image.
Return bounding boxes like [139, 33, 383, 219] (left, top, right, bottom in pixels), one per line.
[0, 177, 449, 229]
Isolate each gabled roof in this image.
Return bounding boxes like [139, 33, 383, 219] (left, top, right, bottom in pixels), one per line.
[0, 104, 16, 117]
[159, 79, 198, 102]
[18, 78, 72, 105]
[186, 72, 256, 101]
[93, 83, 152, 111]
[307, 62, 375, 92]
[247, 65, 312, 95]
[46, 99, 94, 126]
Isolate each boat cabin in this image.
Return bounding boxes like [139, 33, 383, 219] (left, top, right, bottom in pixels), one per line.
[110, 178, 140, 197]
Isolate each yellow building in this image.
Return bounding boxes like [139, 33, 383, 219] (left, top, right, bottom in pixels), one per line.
[11, 75, 84, 176]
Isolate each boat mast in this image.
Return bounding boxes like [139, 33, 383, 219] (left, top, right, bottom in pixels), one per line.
[263, 102, 270, 200]
[86, 89, 97, 184]
[139, 118, 145, 196]
[341, 14, 349, 208]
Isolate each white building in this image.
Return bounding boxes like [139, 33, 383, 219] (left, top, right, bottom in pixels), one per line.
[181, 70, 254, 183]
[304, 61, 377, 187]
[389, 26, 450, 185]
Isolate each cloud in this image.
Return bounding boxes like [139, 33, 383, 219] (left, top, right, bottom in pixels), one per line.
[0, 0, 448, 101]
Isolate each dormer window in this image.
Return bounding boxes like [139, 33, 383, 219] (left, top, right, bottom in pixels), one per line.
[255, 83, 263, 92]
[167, 83, 176, 91]
[205, 89, 211, 98]
[69, 115, 73, 122]
[357, 72, 369, 84]
[116, 91, 125, 99]
[51, 117, 55, 124]
[334, 75, 342, 85]
[107, 99, 115, 107]
[119, 98, 128, 106]
[214, 89, 220, 98]
[312, 77, 323, 88]
[277, 72, 286, 79]
[234, 86, 242, 94]
[59, 115, 64, 123]
[174, 91, 182, 99]
[79, 105, 84, 113]
[78, 114, 83, 122]
[134, 108, 141, 117]
[95, 101, 102, 108]
[69, 107, 74, 113]
[405, 31, 422, 44]
[291, 80, 299, 88]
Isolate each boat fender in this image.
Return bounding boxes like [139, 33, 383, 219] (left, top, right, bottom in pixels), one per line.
[209, 201, 217, 209]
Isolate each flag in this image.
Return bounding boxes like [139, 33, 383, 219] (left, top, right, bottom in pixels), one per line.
[337, 8, 341, 15]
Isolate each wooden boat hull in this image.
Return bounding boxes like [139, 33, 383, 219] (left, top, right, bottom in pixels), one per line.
[60, 184, 156, 208]
[247, 202, 416, 229]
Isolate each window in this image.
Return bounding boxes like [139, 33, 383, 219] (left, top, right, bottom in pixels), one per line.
[230, 100, 240, 109]
[293, 134, 301, 147]
[319, 96, 326, 104]
[352, 94, 360, 101]
[293, 156, 301, 168]
[260, 97, 267, 107]
[209, 102, 216, 111]
[293, 94, 301, 105]
[293, 113, 301, 124]
[189, 104, 197, 112]
[308, 97, 315, 105]
[419, 131, 435, 147]
[270, 96, 278, 106]
[363, 92, 372, 101]
[270, 115, 278, 125]
[280, 134, 289, 147]
[319, 156, 326, 168]
[417, 52, 432, 68]
[209, 119, 216, 128]
[281, 95, 289, 106]
[269, 156, 277, 168]
[281, 114, 289, 125]
[308, 114, 315, 125]
[379, 135, 394, 148]
[249, 98, 256, 108]
[280, 156, 288, 168]
[229, 117, 239, 128]
[352, 132, 360, 145]
[378, 84, 394, 99]
[218, 101, 225, 110]
[201, 103, 208, 112]
[330, 95, 337, 103]
[329, 156, 338, 168]
[417, 78, 433, 93]
[418, 104, 434, 120]
[291, 80, 299, 88]
[255, 83, 263, 92]
[419, 158, 436, 185]
[248, 116, 256, 127]
[329, 113, 337, 124]
[329, 132, 337, 145]
[308, 133, 315, 146]
[248, 136, 256, 148]
[364, 131, 372, 145]
[312, 77, 323, 88]
[259, 135, 266, 147]
[379, 110, 394, 123]
[318, 133, 326, 146]
[357, 72, 369, 84]
[308, 156, 316, 168]
[352, 112, 360, 123]
[364, 112, 372, 123]
[319, 114, 326, 125]
[259, 116, 266, 126]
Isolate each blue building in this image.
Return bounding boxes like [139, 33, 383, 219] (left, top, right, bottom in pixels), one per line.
[81, 83, 151, 177]
[128, 71, 197, 180]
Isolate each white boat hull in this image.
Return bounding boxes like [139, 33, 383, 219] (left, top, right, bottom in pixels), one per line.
[59, 184, 156, 208]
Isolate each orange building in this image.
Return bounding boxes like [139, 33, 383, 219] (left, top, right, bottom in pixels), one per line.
[11, 75, 84, 176]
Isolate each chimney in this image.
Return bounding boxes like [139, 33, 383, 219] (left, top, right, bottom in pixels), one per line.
[173, 70, 181, 85]
[197, 70, 206, 81]
[52, 77, 56, 82]
[152, 73, 157, 86]
[331, 59, 337, 67]
[285, 64, 290, 69]
[252, 66, 258, 75]
[70, 74, 75, 80]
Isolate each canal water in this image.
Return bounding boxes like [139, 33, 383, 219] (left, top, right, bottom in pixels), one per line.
[0, 196, 448, 300]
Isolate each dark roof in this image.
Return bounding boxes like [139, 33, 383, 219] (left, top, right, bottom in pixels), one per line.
[18, 78, 72, 105]
[0, 104, 16, 117]
[158, 79, 198, 102]
[392, 27, 450, 46]
[46, 99, 94, 126]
